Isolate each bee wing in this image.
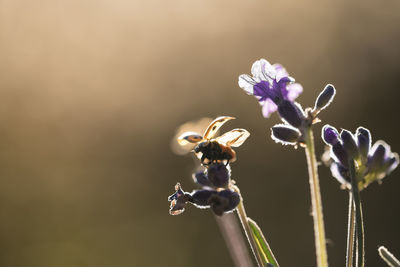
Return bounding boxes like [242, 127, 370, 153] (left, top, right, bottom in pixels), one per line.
[171, 117, 214, 155]
[203, 116, 235, 140]
[177, 132, 203, 146]
[215, 129, 250, 147]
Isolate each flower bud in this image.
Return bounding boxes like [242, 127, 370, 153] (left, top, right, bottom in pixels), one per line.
[208, 190, 240, 216]
[362, 141, 399, 186]
[368, 141, 390, 172]
[356, 127, 371, 163]
[314, 84, 336, 112]
[271, 124, 300, 145]
[332, 143, 349, 167]
[383, 154, 399, 175]
[341, 129, 359, 159]
[193, 170, 212, 187]
[277, 100, 304, 128]
[191, 190, 215, 207]
[207, 163, 230, 188]
[322, 125, 340, 145]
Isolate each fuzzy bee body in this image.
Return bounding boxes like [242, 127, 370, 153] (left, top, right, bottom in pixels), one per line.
[178, 116, 249, 166]
[194, 141, 236, 165]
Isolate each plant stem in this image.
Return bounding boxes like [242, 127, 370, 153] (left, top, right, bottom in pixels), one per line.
[304, 127, 329, 267]
[234, 186, 265, 267]
[348, 159, 365, 267]
[215, 212, 254, 267]
[378, 246, 400, 267]
[346, 191, 355, 267]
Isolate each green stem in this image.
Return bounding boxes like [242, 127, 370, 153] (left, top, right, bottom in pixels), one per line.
[346, 191, 356, 267]
[215, 213, 254, 267]
[304, 127, 329, 267]
[234, 186, 265, 267]
[348, 159, 365, 267]
[378, 246, 400, 267]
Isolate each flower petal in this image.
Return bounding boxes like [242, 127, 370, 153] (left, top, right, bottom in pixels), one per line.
[274, 64, 290, 82]
[286, 83, 303, 101]
[330, 162, 351, 188]
[385, 153, 399, 175]
[253, 80, 270, 101]
[238, 74, 255, 95]
[261, 99, 278, 118]
[251, 59, 275, 81]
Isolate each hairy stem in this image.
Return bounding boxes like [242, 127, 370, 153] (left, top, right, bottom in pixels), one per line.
[378, 246, 400, 267]
[234, 186, 265, 267]
[346, 191, 356, 267]
[304, 127, 329, 267]
[348, 159, 365, 267]
[215, 212, 254, 267]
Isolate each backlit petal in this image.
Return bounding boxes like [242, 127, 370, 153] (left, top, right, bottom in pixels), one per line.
[286, 83, 303, 101]
[261, 99, 278, 118]
[238, 74, 255, 95]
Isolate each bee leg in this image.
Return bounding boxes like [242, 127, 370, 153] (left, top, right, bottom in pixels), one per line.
[200, 154, 206, 165]
[201, 155, 211, 166]
[225, 160, 230, 166]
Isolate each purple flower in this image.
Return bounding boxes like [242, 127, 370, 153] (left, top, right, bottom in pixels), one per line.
[193, 163, 231, 188]
[168, 163, 239, 216]
[239, 59, 303, 118]
[168, 183, 240, 216]
[322, 125, 340, 146]
[322, 125, 399, 190]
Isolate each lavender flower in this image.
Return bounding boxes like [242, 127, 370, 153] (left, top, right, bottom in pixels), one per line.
[239, 59, 336, 149]
[168, 163, 240, 216]
[322, 125, 399, 190]
[238, 59, 303, 118]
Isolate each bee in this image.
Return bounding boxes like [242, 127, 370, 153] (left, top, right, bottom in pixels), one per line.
[177, 116, 250, 165]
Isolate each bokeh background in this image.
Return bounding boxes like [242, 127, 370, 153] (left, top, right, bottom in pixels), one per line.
[0, 0, 399, 266]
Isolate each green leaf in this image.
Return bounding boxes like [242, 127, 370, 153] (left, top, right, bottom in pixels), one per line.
[247, 218, 279, 267]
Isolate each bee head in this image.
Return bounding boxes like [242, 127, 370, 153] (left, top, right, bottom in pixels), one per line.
[194, 141, 209, 153]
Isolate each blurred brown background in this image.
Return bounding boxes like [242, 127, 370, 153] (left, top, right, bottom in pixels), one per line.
[0, 0, 399, 266]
